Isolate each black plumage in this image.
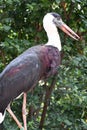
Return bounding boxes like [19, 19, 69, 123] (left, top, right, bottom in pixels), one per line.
[0, 45, 60, 116]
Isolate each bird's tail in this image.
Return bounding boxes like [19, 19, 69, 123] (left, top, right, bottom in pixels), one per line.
[0, 73, 5, 124]
[0, 111, 6, 124]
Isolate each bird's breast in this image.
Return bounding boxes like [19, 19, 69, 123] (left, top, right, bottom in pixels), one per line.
[38, 45, 61, 78]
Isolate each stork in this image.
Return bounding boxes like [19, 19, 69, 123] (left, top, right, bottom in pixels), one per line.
[0, 12, 80, 130]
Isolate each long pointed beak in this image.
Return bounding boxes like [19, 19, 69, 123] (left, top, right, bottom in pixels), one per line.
[58, 21, 80, 40]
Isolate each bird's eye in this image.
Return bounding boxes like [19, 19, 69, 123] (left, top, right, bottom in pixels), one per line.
[51, 12, 61, 20]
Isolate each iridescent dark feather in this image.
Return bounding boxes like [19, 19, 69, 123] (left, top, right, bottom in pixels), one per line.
[0, 45, 60, 114]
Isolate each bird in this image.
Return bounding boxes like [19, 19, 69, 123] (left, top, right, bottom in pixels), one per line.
[0, 12, 80, 130]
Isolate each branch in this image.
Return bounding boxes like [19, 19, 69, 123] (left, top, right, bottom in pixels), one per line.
[0, 50, 6, 66]
[39, 73, 58, 129]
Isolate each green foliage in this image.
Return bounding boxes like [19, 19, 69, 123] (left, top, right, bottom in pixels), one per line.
[0, 0, 87, 130]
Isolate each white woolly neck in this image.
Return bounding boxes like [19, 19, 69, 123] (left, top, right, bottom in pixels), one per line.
[43, 13, 61, 51]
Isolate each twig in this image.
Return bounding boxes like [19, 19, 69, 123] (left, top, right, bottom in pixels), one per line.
[39, 74, 58, 129]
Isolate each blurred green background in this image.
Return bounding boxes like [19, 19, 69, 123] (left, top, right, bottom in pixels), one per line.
[0, 0, 87, 129]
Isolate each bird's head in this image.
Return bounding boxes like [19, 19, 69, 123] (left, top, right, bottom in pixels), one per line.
[43, 12, 80, 40]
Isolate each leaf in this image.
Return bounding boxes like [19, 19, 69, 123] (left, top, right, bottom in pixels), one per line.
[64, 119, 72, 126]
[3, 25, 11, 32]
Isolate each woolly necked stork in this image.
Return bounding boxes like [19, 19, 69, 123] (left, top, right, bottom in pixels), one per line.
[0, 12, 80, 130]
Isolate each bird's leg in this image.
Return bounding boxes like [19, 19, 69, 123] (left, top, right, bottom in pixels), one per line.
[22, 93, 27, 130]
[6, 104, 23, 129]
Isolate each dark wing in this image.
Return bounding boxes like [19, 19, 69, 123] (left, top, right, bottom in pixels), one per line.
[0, 49, 42, 111]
